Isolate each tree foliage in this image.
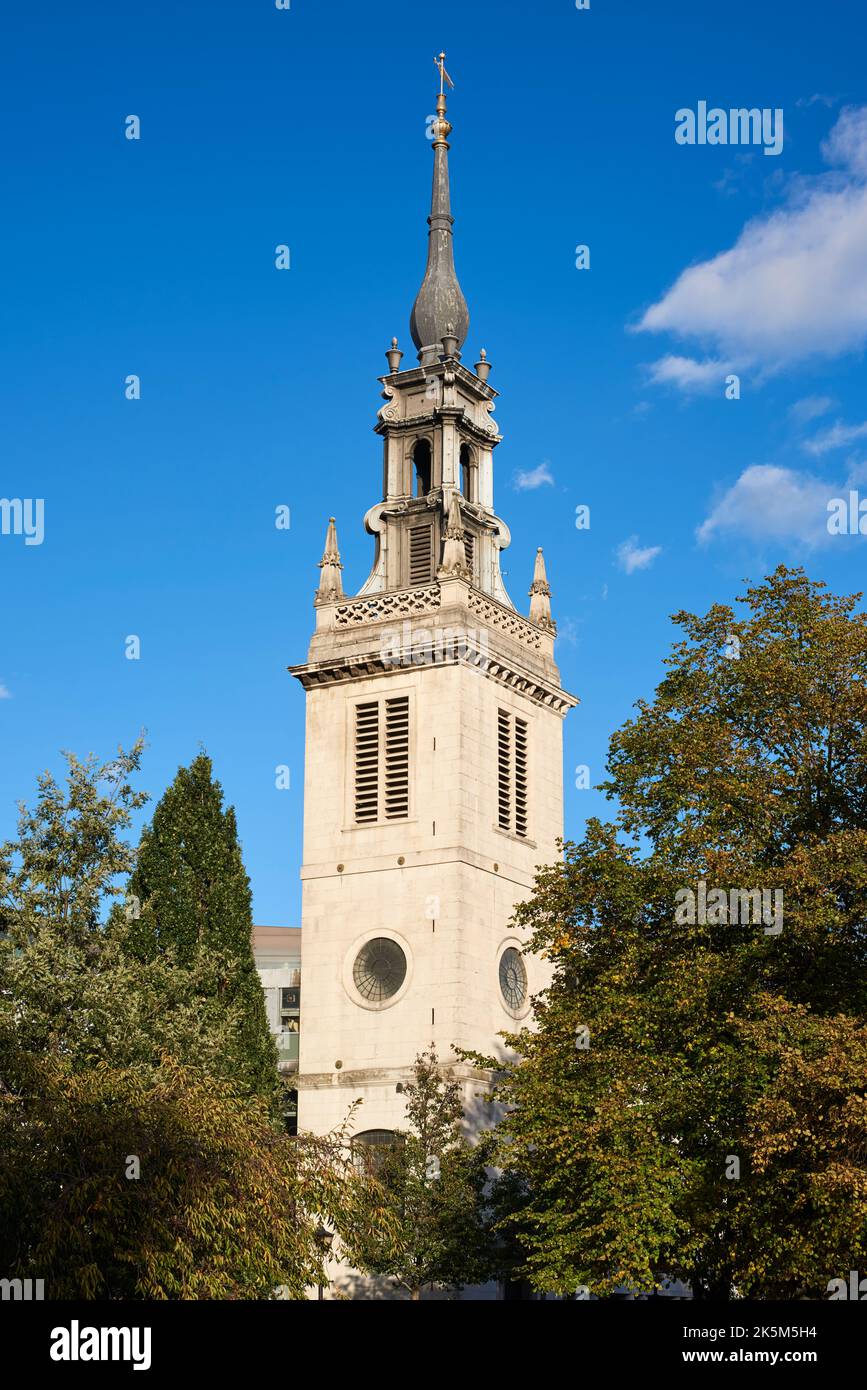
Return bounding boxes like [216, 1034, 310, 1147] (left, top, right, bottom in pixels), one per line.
[0, 741, 385, 1298]
[347, 1048, 498, 1299]
[0, 743, 270, 1094]
[483, 568, 867, 1298]
[125, 753, 278, 1102]
[0, 1054, 380, 1300]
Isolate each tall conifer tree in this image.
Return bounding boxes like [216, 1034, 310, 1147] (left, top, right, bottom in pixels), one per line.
[126, 753, 278, 1102]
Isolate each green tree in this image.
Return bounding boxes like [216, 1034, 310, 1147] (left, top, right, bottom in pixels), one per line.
[125, 753, 278, 1103]
[0, 743, 261, 1090]
[0, 739, 148, 947]
[0, 743, 391, 1298]
[481, 567, 867, 1299]
[346, 1048, 498, 1299]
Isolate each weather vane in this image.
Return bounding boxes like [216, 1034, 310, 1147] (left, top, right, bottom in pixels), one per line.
[434, 51, 454, 96]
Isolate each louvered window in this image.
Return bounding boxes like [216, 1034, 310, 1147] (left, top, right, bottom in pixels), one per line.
[497, 709, 529, 838]
[354, 702, 380, 823]
[497, 710, 511, 831]
[463, 533, 475, 582]
[409, 525, 432, 586]
[514, 716, 528, 837]
[384, 696, 410, 819]
[354, 696, 411, 824]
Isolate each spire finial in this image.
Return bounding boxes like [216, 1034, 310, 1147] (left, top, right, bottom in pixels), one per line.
[529, 547, 556, 631]
[434, 51, 454, 97]
[410, 54, 469, 367]
[315, 516, 344, 605]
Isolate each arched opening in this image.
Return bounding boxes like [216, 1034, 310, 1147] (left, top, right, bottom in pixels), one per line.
[351, 1128, 403, 1176]
[413, 439, 432, 497]
[460, 443, 475, 502]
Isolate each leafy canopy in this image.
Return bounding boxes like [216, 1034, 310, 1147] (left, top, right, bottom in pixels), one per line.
[482, 568, 867, 1298]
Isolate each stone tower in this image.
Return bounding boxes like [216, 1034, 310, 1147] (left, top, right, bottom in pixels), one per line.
[290, 64, 576, 1145]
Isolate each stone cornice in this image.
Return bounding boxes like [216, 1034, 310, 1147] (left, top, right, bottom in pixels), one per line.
[295, 1061, 497, 1092]
[373, 405, 501, 447]
[288, 640, 577, 716]
[370, 491, 500, 533]
[378, 360, 497, 402]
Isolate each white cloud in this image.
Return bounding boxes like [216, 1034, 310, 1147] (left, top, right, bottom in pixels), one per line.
[696, 464, 833, 546]
[789, 394, 834, 424]
[0, 683, 11, 699]
[616, 536, 662, 574]
[796, 93, 838, 110]
[645, 354, 733, 392]
[822, 104, 867, 177]
[803, 420, 867, 456]
[636, 105, 867, 381]
[845, 459, 867, 486]
[513, 461, 554, 491]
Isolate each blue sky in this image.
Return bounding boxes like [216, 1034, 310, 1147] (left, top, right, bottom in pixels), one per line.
[2, 0, 866, 925]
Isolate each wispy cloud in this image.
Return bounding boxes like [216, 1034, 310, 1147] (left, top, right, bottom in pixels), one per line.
[616, 536, 662, 574]
[0, 683, 12, 700]
[789, 394, 834, 424]
[712, 152, 756, 198]
[802, 420, 867, 456]
[696, 464, 833, 546]
[796, 93, 839, 110]
[513, 461, 554, 491]
[636, 105, 867, 385]
[645, 354, 733, 393]
[555, 616, 580, 646]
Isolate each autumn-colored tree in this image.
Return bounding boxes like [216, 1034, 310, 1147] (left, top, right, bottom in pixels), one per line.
[0, 1053, 382, 1299]
[731, 998, 867, 1296]
[482, 568, 867, 1298]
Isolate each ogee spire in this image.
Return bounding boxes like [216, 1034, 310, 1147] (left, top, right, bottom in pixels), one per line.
[409, 52, 470, 366]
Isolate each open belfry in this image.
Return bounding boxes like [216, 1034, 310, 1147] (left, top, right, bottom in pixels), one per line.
[290, 56, 576, 1150]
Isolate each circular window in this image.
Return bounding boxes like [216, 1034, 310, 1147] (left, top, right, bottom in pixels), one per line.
[353, 937, 407, 1003]
[499, 947, 528, 1011]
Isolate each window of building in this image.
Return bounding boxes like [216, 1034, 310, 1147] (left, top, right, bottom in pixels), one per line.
[463, 531, 475, 582]
[352, 936, 407, 1002]
[413, 438, 432, 496]
[460, 443, 476, 502]
[283, 1088, 298, 1137]
[497, 709, 529, 837]
[354, 696, 410, 824]
[280, 984, 300, 1031]
[351, 1129, 404, 1176]
[409, 523, 433, 586]
[499, 946, 528, 1012]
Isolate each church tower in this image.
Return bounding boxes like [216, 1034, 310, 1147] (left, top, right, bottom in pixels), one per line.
[290, 60, 576, 1143]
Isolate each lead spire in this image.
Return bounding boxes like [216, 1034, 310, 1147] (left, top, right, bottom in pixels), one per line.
[409, 52, 470, 367]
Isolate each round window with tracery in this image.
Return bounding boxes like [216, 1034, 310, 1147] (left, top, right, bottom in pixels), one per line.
[353, 937, 407, 1003]
[499, 946, 528, 1011]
